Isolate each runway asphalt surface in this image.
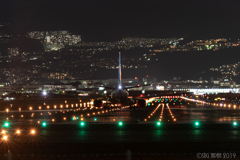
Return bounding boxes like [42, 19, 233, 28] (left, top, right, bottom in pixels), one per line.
[0, 99, 240, 159]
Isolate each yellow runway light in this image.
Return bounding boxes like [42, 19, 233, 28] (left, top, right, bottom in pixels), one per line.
[3, 135, 8, 141]
[30, 129, 35, 134]
[16, 130, 21, 134]
[1, 130, 6, 134]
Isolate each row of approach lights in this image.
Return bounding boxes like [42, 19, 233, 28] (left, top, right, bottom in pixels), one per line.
[180, 97, 240, 109]
[1, 120, 123, 141]
[7, 106, 120, 123]
[6, 103, 93, 112]
[2, 121, 124, 129]
[6, 101, 111, 121]
[145, 103, 177, 122]
[6, 99, 95, 113]
[181, 97, 207, 104]
[166, 104, 177, 122]
[213, 103, 240, 109]
[1, 123, 37, 141]
[156, 120, 239, 127]
[3, 120, 238, 129]
[4, 121, 238, 128]
[1, 120, 238, 141]
[145, 104, 161, 121]
[194, 121, 238, 127]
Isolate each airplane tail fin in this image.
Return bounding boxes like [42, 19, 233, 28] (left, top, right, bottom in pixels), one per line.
[118, 52, 122, 89]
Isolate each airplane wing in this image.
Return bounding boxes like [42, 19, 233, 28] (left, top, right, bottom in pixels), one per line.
[104, 86, 115, 90]
[77, 88, 99, 91]
[125, 84, 150, 89]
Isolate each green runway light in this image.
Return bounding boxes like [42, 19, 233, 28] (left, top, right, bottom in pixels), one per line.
[118, 121, 123, 126]
[3, 122, 9, 128]
[77, 117, 79, 119]
[42, 122, 47, 127]
[94, 118, 97, 121]
[80, 122, 85, 126]
[233, 122, 238, 126]
[195, 121, 199, 126]
[157, 122, 161, 126]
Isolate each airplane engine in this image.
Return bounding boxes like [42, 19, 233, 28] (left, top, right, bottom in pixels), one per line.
[137, 99, 146, 107]
[94, 99, 103, 107]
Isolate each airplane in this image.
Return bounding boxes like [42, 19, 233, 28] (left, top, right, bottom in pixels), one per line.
[79, 52, 149, 110]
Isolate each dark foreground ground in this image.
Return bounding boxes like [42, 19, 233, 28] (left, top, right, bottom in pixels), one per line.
[0, 123, 240, 160]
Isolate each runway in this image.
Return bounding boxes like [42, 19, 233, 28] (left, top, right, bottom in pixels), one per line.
[0, 98, 240, 159]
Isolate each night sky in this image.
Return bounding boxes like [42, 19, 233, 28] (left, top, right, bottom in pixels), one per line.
[1, 0, 240, 41]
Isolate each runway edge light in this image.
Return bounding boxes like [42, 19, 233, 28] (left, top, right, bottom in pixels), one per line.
[233, 121, 238, 126]
[195, 121, 200, 126]
[3, 122, 9, 128]
[42, 122, 47, 127]
[118, 121, 123, 126]
[80, 122, 85, 126]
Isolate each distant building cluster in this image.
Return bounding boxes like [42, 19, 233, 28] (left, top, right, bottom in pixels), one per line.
[8, 48, 19, 57]
[1, 23, 240, 91]
[41, 72, 70, 80]
[150, 38, 240, 52]
[27, 30, 81, 51]
[209, 62, 240, 85]
[81, 38, 183, 51]
[188, 38, 240, 51]
[210, 63, 239, 77]
[157, 76, 238, 92]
